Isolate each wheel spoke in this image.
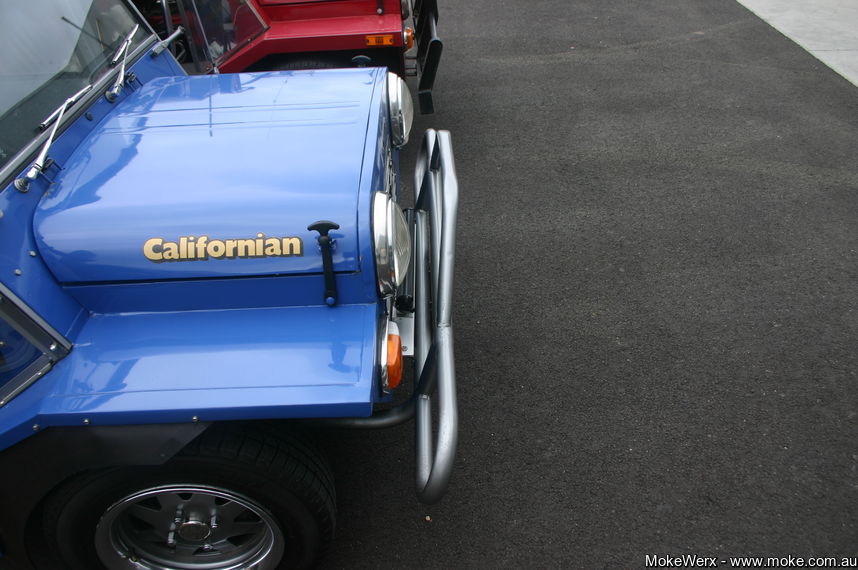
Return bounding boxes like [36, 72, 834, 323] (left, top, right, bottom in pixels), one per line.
[219, 519, 264, 537]
[155, 491, 188, 513]
[124, 526, 166, 546]
[125, 503, 169, 533]
[187, 490, 219, 511]
[173, 541, 205, 558]
[210, 538, 241, 555]
[87, 475, 305, 569]
[214, 499, 252, 522]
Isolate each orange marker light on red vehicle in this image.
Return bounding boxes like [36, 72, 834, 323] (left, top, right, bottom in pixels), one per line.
[403, 27, 414, 50]
[387, 333, 403, 389]
[366, 34, 396, 47]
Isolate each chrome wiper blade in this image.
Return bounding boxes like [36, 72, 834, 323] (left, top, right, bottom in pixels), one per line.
[39, 83, 94, 131]
[14, 84, 93, 192]
[110, 24, 140, 66]
[106, 24, 140, 102]
[104, 24, 140, 103]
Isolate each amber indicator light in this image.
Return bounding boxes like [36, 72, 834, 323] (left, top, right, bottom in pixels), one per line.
[366, 34, 396, 47]
[386, 334, 403, 389]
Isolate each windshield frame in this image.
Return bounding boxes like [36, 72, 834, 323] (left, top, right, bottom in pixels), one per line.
[174, 0, 269, 73]
[0, 1, 158, 190]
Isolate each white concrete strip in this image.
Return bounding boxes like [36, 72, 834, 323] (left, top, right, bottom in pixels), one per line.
[735, 0, 858, 86]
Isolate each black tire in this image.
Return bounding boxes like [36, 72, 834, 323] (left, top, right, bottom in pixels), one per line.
[38, 424, 335, 570]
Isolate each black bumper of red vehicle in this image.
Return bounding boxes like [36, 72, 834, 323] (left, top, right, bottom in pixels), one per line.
[414, 0, 443, 114]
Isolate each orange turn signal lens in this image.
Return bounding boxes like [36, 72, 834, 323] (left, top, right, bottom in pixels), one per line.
[403, 27, 414, 50]
[366, 34, 396, 47]
[386, 334, 403, 389]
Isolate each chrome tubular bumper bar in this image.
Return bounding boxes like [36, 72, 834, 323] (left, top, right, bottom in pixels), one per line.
[324, 130, 459, 504]
[412, 129, 458, 503]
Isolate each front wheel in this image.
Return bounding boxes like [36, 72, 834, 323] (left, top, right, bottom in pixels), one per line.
[38, 425, 335, 570]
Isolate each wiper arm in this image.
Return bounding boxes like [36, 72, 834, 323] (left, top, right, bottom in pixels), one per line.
[61, 16, 108, 49]
[110, 24, 140, 66]
[106, 24, 140, 102]
[14, 84, 93, 192]
[152, 26, 185, 57]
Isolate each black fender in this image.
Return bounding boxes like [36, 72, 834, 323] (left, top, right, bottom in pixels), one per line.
[0, 422, 208, 569]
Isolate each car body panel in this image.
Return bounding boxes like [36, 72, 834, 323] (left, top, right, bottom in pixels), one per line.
[219, 11, 405, 73]
[0, 302, 379, 451]
[1, 55, 391, 452]
[34, 69, 385, 284]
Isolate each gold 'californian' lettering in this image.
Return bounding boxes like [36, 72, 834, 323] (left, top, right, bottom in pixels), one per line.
[236, 239, 256, 257]
[142, 233, 304, 263]
[143, 238, 164, 262]
[282, 237, 302, 256]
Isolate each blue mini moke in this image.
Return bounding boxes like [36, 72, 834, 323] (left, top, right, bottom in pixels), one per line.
[0, 1, 458, 568]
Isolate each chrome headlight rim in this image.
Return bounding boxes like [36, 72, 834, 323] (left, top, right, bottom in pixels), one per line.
[372, 191, 411, 297]
[386, 72, 414, 148]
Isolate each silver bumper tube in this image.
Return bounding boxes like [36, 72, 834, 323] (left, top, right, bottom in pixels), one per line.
[323, 130, 459, 504]
[413, 129, 458, 503]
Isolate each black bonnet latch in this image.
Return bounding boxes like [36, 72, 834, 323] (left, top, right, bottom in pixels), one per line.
[308, 221, 340, 307]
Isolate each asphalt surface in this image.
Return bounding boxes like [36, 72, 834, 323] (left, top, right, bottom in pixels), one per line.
[318, 1, 858, 568]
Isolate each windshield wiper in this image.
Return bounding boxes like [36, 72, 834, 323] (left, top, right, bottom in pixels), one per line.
[61, 16, 108, 49]
[14, 84, 93, 192]
[152, 26, 185, 58]
[106, 24, 140, 102]
[110, 24, 140, 66]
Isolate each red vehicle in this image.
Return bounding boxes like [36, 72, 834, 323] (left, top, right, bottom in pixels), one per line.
[138, 0, 442, 113]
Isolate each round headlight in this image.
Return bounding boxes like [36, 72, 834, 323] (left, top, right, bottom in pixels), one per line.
[372, 192, 411, 296]
[387, 72, 414, 148]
